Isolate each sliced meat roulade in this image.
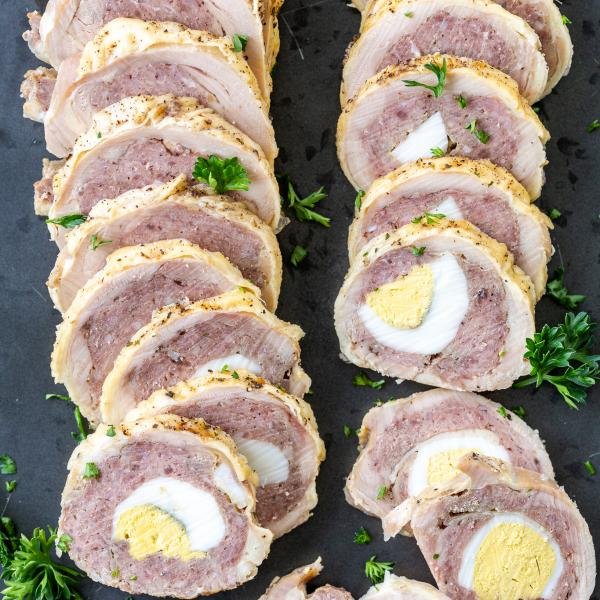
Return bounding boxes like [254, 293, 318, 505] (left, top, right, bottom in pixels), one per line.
[338, 55, 549, 199]
[58, 414, 272, 597]
[100, 288, 310, 424]
[47, 178, 282, 312]
[361, 573, 449, 599]
[387, 455, 596, 600]
[51, 240, 260, 424]
[334, 220, 535, 391]
[341, 0, 548, 104]
[361, 0, 572, 95]
[23, 0, 280, 97]
[348, 157, 552, 297]
[345, 388, 553, 533]
[42, 95, 280, 229]
[127, 371, 325, 538]
[31, 18, 276, 160]
[260, 559, 354, 599]
[21, 66, 56, 122]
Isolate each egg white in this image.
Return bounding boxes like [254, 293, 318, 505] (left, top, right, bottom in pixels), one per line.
[235, 438, 290, 486]
[391, 112, 449, 164]
[193, 354, 261, 378]
[458, 512, 564, 598]
[359, 253, 469, 354]
[406, 429, 510, 496]
[434, 196, 463, 220]
[113, 477, 225, 552]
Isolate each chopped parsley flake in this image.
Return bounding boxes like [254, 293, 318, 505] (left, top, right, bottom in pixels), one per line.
[465, 119, 490, 144]
[232, 33, 248, 52]
[90, 234, 112, 251]
[291, 245, 308, 267]
[354, 527, 372, 545]
[584, 460, 597, 476]
[404, 58, 447, 98]
[353, 372, 385, 389]
[546, 267, 585, 310]
[411, 246, 426, 256]
[355, 189, 365, 211]
[45, 214, 87, 229]
[82, 462, 100, 479]
[0, 455, 16, 475]
[376, 485, 388, 500]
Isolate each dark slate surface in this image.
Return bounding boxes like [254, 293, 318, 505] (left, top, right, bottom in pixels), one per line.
[0, 1, 598, 598]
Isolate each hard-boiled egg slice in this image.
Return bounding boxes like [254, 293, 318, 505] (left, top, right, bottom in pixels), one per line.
[193, 354, 261, 378]
[113, 477, 225, 560]
[235, 438, 290, 486]
[458, 512, 564, 600]
[391, 112, 449, 164]
[406, 430, 510, 496]
[359, 253, 469, 354]
[434, 196, 463, 220]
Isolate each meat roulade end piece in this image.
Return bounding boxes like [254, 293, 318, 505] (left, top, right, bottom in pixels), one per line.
[126, 370, 325, 538]
[47, 178, 282, 312]
[341, 0, 548, 104]
[361, 573, 450, 599]
[100, 287, 310, 424]
[338, 55, 549, 199]
[388, 455, 596, 600]
[335, 220, 535, 391]
[58, 414, 272, 598]
[345, 388, 553, 532]
[348, 158, 552, 298]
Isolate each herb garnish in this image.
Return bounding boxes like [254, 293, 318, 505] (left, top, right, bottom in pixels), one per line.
[511, 405, 527, 419]
[105, 425, 116, 438]
[355, 189, 365, 211]
[0, 455, 16, 475]
[587, 119, 600, 133]
[430, 147, 446, 158]
[562, 14, 572, 25]
[376, 485, 388, 500]
[465, 119, 490, 144]
[71, 407, 88, 443]
[0, 517, 18, 568]
[82, 462, 100, 479]
[411, 211, 445, 225]
[514, 312, 600, 409]
[291, 245, 308, 267]
[5, 481, 16, 493]
[232, 34, 248, 52]
[365, 555, 394, 584]
[456, 95, 468, 109]
[1, 526, 82, 600]
[354, 527, 372, 545]
[45, 393, 70, 402]
[192, 156, 250, 195]
[353, 372, 385, 390]
[404, 58, 447, 98]
[89, 234, 112, 251]
[45, 214, 87, 229]
[404, 11, 413, 17]
[546, 267, 585, 310]
[497, 405, 509, 419]
[548, 208, 562, 221]
[411, 246, 426, 256]
[584, 460, 597, 476]
[285, 182, 330, 227]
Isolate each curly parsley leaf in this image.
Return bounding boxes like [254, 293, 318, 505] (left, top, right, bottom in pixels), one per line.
[82, 462, 100, 479]
[411, 211, 445, 225]
[89, 234, 112, 251]
[410, 246, 426, 256]
[285, 181, 330, 227]
[365, 555, 394, 584]
[456, 94, 468, 109]
[45, 214, 87, 229]
[546, 267, 586, 310]
[353, 372, 385, 390]
[404, 58, 447, 98]
[465, 119, 490, 144]
[514, 312, 600, 409]
[354, 527, 372, 545]
[193, 156, 250, 195]
[232, 33, 248, 52]
[1, 526, 83, 600]
[5, 481, 17, 493]
[0, 455, 16, 475]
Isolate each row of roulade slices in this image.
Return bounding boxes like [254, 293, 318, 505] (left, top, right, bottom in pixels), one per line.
[20, 1, 328, 597]
[331, 0, 597, 598]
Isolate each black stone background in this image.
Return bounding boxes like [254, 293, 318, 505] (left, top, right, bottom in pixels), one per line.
[0, 0, 599, 598]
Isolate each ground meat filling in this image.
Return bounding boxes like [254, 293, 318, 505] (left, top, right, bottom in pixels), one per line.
[172, 394, 310, 527]
[345, 247, 507, 382]
[78, 62, 213, 115]
[60, 441, 249, 597]
[126, 312, 300, 403]
[82, 261, 231, 410]
[378, 13, 520, 87]
[416, 484, 580, 598]
[360, 90, 520, 185]
[358, 189, 520, 261]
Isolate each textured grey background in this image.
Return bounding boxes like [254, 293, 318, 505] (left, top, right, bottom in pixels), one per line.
[0, 0, 599, 598]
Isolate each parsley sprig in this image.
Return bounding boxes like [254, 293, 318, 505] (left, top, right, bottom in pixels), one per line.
[353, 372, 385, 389]
[193, 156, 250, 195]
[404, 58, 447, 98]
[546, 267, 585, 310]
[45, 215, 87, 229]
[354, 527, 372, 545]
[514, 312, 600, 409]
[365, 555, 394, 584]
[285, 182, 330, 227]
[411, 211, 445, 225]
[1, 526, 82, 599]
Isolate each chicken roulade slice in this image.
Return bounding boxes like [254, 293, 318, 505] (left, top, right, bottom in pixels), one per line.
[260, 558, 354, 600]
[341, 0, 548, 104]
[51, 240, 261, 424]
[335, 220, 535, 391]
[47, 178, 282, 312]
[41, 95, 280, 229]
[345, 388, 553, 533]
[127, 371, 325, 538]
[361, 573, 450, 599]
[386, 455, 596, 600]
[58, 414, 272, 597]
[26, 18, 276, 161]
[360, 0, 572, 95]
[23, 0, 280, 97]
[100, 287, 310, 424]
[338, 55, 549, 199]
[349, 157, 552, 297]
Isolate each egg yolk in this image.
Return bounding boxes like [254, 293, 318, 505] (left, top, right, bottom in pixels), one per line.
[365, 265, 434, 329]
[472, 522, 557, 600]
[427, 448, 476, 487]
[114, 504, 206, 561]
